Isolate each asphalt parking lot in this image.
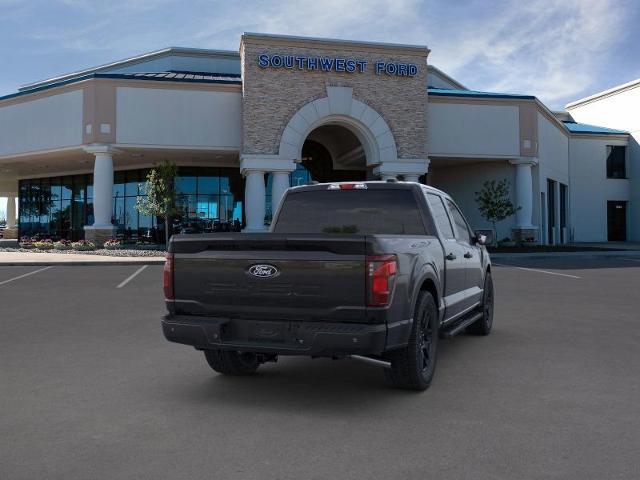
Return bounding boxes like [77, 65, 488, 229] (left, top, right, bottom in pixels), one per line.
[1, 257, 640, 479]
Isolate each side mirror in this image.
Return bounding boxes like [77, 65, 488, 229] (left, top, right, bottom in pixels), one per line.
[474, 230, 489, 246]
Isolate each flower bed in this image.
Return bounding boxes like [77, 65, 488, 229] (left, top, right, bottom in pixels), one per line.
[70, 240, 96, 251]
[103, 238, 123, 250]
[54, 239, 72, 250]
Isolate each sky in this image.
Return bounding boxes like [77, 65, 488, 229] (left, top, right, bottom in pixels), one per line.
[1, 0, 639, 107]
[0, 0, 638, 218]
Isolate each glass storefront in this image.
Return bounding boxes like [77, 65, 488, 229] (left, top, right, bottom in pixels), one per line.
[19, 174, 93, 241]
[19, 167, 245, 242]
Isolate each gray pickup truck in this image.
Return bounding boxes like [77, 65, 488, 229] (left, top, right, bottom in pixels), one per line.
[162, 181, 493, 390]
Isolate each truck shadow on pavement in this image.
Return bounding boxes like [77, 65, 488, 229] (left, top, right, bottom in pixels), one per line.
[173, 336, 481, 414]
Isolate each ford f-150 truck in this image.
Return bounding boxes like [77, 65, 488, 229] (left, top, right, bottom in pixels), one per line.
[162, 181, 493, 390]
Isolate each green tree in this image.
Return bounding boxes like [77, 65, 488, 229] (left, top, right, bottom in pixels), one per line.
[474, 179, 520, 245]
[135, 161, 178, 246]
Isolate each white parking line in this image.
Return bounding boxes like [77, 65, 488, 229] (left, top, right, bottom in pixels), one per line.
[0, 266, 53, 286]
[493, 263, 581, 279]
[116, 265, 148, 289]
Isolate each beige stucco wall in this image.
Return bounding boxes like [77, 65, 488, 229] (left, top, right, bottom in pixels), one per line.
[240, 35, 429, 160]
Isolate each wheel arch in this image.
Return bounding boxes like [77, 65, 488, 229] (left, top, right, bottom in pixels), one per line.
[411, 267, 443, 326]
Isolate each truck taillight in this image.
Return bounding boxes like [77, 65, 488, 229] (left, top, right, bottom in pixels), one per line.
[366, 255, 397, 307]
[164, 252, 174, 300]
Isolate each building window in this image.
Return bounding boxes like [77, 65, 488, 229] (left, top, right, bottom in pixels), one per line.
[18, 167, 245, 242]
[606, 146, 626, 179]
[173, 167, 244, 234]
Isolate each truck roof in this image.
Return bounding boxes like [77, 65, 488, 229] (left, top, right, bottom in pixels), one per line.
[288, 180, 450, 197]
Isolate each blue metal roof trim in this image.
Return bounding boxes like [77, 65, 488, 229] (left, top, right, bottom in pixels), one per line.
[428, 87, 536, 100]
[0, 72, 242, 102]
[562, 121, 628, 135]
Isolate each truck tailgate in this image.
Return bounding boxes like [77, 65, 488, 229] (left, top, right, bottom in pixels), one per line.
[170, 234, 368, 322]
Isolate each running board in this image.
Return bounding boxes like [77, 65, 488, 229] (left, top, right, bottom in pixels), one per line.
[439, 311, 483, 338]
[350, 355, 392, 369]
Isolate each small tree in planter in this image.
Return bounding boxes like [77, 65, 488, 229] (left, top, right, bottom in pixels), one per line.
[135, 161, 178, 247]
[474, 179, 520, 246]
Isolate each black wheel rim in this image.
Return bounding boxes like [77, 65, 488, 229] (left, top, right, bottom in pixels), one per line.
[484, 280, 494, 327]
[418, 308, 435, 373]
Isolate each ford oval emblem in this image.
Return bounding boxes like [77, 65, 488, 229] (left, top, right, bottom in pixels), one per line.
[248, 264, 279, 278]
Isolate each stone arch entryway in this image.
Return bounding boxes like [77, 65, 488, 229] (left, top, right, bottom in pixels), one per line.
[240, 86, 429, 231]
[278, 86, 398, 169]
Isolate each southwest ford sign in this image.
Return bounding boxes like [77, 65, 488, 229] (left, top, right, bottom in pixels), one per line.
[257, 54, 418, 77]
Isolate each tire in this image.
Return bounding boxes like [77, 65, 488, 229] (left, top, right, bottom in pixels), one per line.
[467, 271, 494, 335]
[384, 291, 439, 391]
[204, 349, 260, 376]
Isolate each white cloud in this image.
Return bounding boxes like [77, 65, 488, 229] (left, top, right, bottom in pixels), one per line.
[4, 0, 635, 108]
[424, 0, 631, 107]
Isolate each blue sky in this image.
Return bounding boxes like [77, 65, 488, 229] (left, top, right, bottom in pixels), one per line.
[1, 0, 639, 109]
[1, 0, 639, 218]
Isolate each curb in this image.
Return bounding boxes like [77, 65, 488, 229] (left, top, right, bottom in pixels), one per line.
[0, 259, 166, 266]
[491, 250, 640, 260]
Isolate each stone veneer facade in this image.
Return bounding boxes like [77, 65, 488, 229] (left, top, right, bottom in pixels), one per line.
[240, 34, 429, 161]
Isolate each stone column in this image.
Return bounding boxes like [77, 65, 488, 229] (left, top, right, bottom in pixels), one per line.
[240, 154, 296, 232]
[380, 173, 397, 181]
[403, 174, 420, 183]
[509, 158, 538, 242]
[271, 171, 290, 214]
[84, 145, 117, 245]
[2, 195, 18, 240]
[6, 195, 16, 229]
[243, 170, 266, 232]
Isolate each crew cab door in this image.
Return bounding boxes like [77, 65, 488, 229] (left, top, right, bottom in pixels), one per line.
[425, 193, 468, 320]
[444, 197, 484, 308]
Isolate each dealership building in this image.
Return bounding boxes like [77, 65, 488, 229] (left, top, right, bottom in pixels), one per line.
[0, 33, 637, 244]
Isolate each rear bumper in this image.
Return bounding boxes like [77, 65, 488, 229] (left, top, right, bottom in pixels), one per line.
[162, 315, 411, 357]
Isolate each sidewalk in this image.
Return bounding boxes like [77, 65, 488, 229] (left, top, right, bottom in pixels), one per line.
[491, 249, 640, 260]
[0, 251, 166, 266]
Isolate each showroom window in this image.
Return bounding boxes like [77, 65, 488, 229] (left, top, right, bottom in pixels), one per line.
[606, 146, 626, 179]
[18, 167, 245, 241]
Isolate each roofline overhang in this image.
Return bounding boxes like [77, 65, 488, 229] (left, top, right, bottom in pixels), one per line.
[1, 73, 242, 105]
[19, 46, 240, 93]
[427, 65, 467, 90]
[565, 78, 640, 109]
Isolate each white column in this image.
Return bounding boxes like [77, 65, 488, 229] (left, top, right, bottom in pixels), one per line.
[91, 151, 115, 227]
[509, 158, 538, 229]
[373, 158, 429, 183]
[6, 195, 16, 229]
[271, 171, 290, 214]
[403, 174, 420, 183]
[244, 170, 266, 232]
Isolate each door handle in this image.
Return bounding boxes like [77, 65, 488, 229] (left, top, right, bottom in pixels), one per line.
[464, 252, 473, 259]
[446, 253, 457, 261]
